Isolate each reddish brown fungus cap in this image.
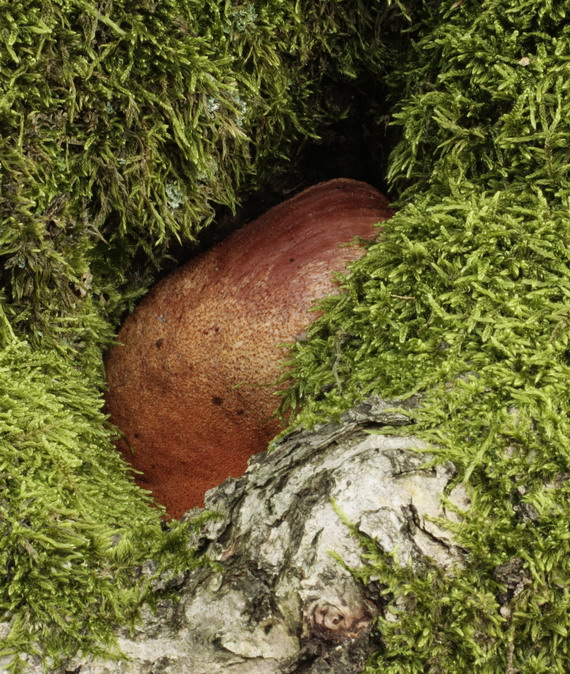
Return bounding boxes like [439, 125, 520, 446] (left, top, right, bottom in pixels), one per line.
[105, 178, 394, 518]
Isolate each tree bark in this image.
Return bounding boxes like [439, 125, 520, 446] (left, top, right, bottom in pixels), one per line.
[63, 396, 469, 673]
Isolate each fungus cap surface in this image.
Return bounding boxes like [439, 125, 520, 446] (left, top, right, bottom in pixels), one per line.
[105, 179, 393, 517]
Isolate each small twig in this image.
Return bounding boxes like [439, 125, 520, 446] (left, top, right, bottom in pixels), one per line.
[390, 294, 416, 300]
[332, 332, 348, 391]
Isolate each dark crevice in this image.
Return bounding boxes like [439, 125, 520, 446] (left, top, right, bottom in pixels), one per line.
[158, 76, 397, 277]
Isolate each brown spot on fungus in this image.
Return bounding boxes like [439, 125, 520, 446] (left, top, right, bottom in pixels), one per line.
[105, 178, 393, 517]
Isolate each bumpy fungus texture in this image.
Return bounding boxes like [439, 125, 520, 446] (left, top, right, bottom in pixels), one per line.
[105, 179, 392, 517]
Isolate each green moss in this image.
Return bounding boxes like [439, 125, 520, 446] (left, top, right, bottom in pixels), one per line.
[0, 0, 409, 668]
[0, 337, 214, 670]
[8, 0, 568, 668]
[283, 0, 570, 670]
[0, 0, 403, 355]
[0, 339, 157, 667]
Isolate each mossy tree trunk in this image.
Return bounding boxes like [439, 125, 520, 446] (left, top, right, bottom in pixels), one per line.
[54, 397, 468, 674]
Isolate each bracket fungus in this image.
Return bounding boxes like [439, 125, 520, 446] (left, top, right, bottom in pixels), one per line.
[105, 178, 393, 517]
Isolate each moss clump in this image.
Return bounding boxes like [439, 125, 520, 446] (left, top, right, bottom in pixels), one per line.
[0, 0, 408, 668]
[0, 339, 161, 669]
[283, 0, 570, 671]
[0, 0, 402, 355]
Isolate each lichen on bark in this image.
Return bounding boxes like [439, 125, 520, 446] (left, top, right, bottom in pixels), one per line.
[52, 396, 467, 674]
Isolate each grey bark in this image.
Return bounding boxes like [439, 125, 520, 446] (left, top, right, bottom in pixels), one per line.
[6, 396, 469, 674]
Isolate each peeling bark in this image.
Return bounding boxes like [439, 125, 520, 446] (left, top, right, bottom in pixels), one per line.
[62, 397, 468, 673]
